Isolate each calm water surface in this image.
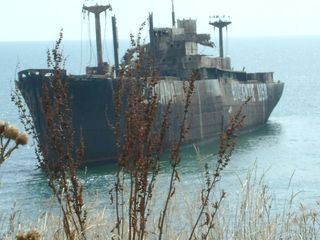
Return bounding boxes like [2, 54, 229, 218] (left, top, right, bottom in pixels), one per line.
[0, 36, 320, 219]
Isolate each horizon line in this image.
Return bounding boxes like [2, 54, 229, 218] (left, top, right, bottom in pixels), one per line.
[1, 34, 320, 42]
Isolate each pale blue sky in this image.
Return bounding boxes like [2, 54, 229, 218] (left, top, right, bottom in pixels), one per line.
[3, 0, 320, 41]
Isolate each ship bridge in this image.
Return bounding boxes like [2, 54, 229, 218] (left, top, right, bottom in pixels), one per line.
[149, 17, 231, 78]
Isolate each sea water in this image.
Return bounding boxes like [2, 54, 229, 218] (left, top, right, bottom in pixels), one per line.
[0, 36, 320, 220]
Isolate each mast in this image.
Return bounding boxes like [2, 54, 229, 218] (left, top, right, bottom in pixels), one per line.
[171, 0, 176, 27]
[149, 13, 155, 59]
[209, 16, 231, 58]
[112, 15, 119, 76]
[83, 4, 112, 74]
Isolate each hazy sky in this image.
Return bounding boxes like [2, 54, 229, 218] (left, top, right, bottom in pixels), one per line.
[2, 0, 320, 41]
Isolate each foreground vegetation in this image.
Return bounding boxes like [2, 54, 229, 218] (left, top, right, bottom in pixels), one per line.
[2, 166, 320, 239]
[1, 31, 319, 240]
[0, 121, 28, 163]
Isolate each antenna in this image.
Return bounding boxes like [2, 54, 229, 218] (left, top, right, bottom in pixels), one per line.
[171, 0, 176, 27]
[209, 16, 231, 58]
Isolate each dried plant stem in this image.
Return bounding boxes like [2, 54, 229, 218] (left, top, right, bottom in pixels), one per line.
[110, 24, 196, 240]
[13, 30, 87, 240]
[158, 74, 196, 240]
[188, 98, 250, 240]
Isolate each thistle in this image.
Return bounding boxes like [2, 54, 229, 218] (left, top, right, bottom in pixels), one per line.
[0, 121, 28, 164]
[15, 133, 29, 146]
[3, 124, 19, 140]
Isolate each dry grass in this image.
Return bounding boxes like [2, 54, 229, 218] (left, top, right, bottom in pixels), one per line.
[1, 166, 319, 240]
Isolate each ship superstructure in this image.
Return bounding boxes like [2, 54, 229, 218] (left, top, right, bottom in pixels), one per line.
[149, 15, 230, 78]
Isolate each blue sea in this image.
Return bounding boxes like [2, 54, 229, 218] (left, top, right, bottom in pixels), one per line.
[0, 36, 320, 221]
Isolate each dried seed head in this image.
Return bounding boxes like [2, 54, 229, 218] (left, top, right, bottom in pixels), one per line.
[3, 125, 19, 140]
[0, 121, 6, 135]
[16, 133, 28, 145]
[16, 229, 41, 240]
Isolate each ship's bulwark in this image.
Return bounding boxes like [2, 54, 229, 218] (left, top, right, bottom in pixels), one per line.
[18, 70, 284, 166]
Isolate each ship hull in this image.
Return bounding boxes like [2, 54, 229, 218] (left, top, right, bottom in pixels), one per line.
[18, 70, 284, 166]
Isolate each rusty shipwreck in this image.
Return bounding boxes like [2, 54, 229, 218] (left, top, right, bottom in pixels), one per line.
[17, 4, 284, 165]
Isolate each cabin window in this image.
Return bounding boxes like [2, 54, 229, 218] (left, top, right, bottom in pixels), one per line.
[44, 73, 54, 77]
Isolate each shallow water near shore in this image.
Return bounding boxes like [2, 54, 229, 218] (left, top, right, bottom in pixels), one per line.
[1, 36, 320, 221]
